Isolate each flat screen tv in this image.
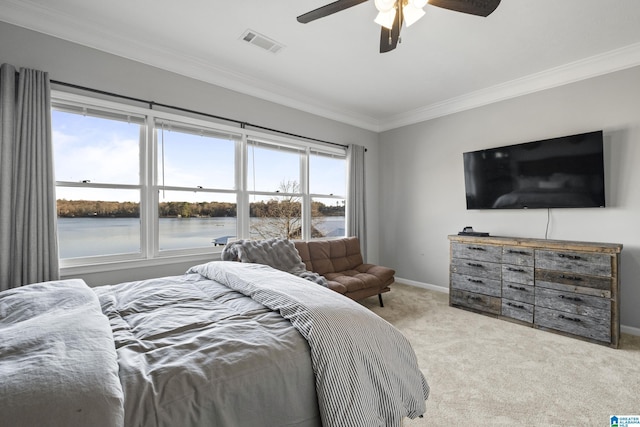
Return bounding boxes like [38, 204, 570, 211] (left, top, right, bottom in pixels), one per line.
[463, 130, 605, 209]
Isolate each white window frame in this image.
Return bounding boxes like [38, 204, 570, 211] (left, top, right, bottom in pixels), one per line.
[52, 91, 347, 276]
[153, 117, 242, 256]
[309, 149, 347, 238]
[53, 93, 150, 269]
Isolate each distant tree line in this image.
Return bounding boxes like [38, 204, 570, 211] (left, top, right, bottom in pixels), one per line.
[56, 199, 345, 218]
[57, 200, 141, 218]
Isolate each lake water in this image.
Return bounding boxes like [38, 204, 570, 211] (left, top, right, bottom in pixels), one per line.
[58, 216, 346, 258]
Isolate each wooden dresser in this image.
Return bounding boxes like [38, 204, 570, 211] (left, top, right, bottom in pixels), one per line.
[448, 235, 622, 348]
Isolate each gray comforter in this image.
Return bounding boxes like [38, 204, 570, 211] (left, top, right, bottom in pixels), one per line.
[94, 272, 321, 427]
[0, 279, 124, 427]
[188, 261, 430, 427]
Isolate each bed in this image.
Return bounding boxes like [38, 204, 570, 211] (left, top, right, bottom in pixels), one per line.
[0, 261, 430, 427]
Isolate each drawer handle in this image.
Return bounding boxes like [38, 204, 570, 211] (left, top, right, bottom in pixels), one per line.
[560, 274, 582, 281]
[507, 250, 529, 256]
[558, 253, 582, 260]
[467, 262, 484, 268]
[467, 246, 486, 251]
[467, 295, 483, 301]
[508, 285, 526, 291]
[559, 295, 582, 302]
[467, 278, 484, 284]
[506, 302, 525, 309]
[506, 267, 525, 272]
[559, 314, 581, 323]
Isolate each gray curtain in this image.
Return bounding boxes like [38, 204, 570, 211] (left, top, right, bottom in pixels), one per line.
[0, 63, 59, 290]
[346, 144, 367, 260]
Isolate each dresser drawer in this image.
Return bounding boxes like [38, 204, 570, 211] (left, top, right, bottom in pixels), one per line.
[451, 257, 501, 280]
[536, 269, 612, 298]
[502, 264, 534, 286]
[535, 287, 611, 320]
[502, 282, 534, 305]
[503, 246, 534, 267]
[450, 289, 501, 315]
[451, 242, 502, 263]
[535, 249, 612, 277]
[451, 273, 501, 297]
[535, 306, 611, 343]
[502, 299, 533, 324]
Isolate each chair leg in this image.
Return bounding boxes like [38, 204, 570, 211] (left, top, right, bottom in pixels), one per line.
[378, 293, 384, 307]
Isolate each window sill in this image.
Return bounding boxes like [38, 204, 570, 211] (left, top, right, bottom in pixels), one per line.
[60, 251, 221, 277]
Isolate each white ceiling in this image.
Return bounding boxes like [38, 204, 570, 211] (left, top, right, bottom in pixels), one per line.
[3, 0, 640, 132]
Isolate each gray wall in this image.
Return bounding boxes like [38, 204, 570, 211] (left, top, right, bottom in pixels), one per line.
[0, 21, 380, 285]
[379, 66, 640, 331]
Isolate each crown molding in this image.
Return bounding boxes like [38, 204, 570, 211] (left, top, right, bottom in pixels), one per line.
[379, 42, 640, 132]
[3, 0, 640, 133]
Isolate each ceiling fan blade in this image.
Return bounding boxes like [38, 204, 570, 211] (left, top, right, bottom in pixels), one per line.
[380, 11, 402, 53]
[428, 0, 501, 17]
[297, 0, 369, 23]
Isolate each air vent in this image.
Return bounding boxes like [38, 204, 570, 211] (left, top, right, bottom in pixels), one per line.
[240, 30, 284, 54]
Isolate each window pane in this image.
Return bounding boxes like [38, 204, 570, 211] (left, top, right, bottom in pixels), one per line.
[310, 152, 346, 196]
[159, 190, 237, 251]
[247, 142, 300, 192]
[157, 124, 236, 190]
[249, 195, 302, 240]
[312, 197, 346, 238]
[52, 109, 140, 185]
[56, 187, 141, 258]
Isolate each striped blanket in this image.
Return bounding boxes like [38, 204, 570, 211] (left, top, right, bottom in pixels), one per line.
[187, 261, 429, 427]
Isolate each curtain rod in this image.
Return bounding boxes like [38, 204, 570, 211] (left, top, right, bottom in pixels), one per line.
[49, 79, 349, 150]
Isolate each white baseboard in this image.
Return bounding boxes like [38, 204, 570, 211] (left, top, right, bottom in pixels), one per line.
[396, 277, 640, 338]
[395, 277, 449, 294]
[621, 324, 640, 337]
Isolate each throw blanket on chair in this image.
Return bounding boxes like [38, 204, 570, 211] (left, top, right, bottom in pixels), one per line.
[222, 238, 328, 287]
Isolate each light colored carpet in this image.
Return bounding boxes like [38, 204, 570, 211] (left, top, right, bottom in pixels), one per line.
[360, 283, 640, 427]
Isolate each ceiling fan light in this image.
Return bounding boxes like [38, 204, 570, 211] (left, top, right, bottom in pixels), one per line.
[403, 4, 425, 27]
[410, 0, 428, 8]
[374, 9, 397, 29]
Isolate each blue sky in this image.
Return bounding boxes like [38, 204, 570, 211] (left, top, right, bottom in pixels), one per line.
[52, 109, 345, 203]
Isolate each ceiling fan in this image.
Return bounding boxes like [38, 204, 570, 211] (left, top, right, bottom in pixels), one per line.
[297, 0, 501, 53]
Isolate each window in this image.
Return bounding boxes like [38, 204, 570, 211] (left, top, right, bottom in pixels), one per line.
[156, 120, 241, 252]
[52, 104, 144, 260]
[157, 120, 236, 190]
[247, 138, 304, 240]
[310, 150, 346, 238]
[157, 190, 237, 251]
[247, 139, 301, 192]
[51, 92, 347, 270]
[56, 187, 142, 258]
